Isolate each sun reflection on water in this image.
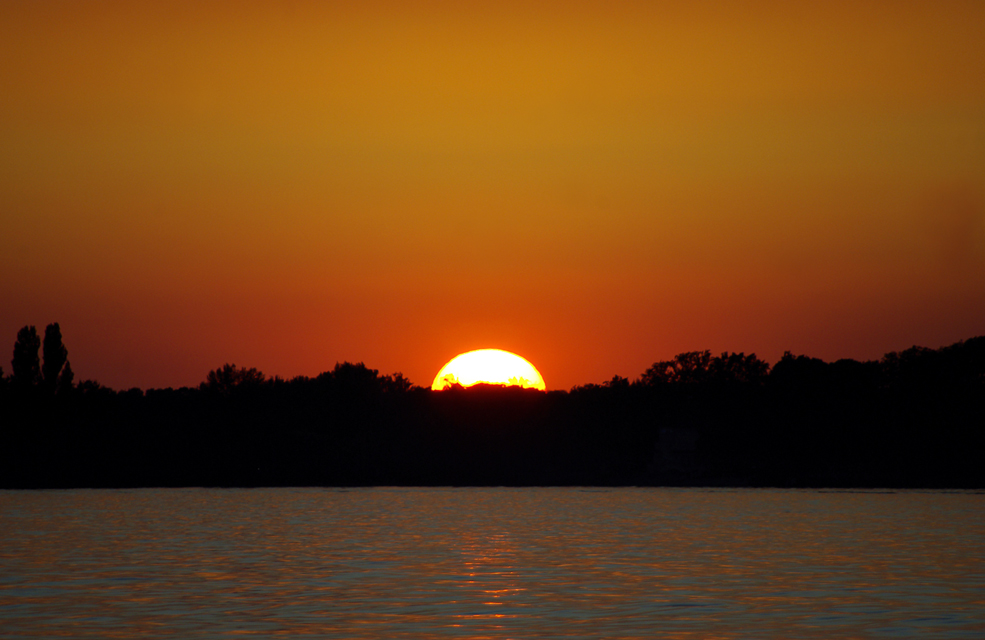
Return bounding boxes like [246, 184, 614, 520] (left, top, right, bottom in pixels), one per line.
[0, 488, 982, 638]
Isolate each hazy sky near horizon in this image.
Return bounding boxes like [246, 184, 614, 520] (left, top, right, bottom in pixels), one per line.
[2, 0, 984, 390]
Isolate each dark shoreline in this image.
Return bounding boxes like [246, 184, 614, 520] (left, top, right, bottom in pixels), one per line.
[3, 337, 983, 490]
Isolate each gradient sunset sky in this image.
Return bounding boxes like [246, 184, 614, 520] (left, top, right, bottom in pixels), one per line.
[2, 1, 983, 390]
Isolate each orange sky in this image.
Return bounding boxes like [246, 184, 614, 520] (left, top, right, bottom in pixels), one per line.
[2, 0, 984, 390]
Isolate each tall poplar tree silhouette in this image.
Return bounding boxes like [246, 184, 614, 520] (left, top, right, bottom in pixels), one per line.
[11, 326, 41, 389]
[59, 361, 74, 395]
[42, 323, 68, 394]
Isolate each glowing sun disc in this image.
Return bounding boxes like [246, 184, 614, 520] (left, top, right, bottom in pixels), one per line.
[432, 349, 546, 391]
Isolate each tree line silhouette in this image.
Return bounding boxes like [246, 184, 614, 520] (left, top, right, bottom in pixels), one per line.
[1, 323, 982, 488]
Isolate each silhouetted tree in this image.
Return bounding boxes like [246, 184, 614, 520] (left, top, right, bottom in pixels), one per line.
[59, 361, 75, 396]
[708, 352, 770, 384]
[202, 363, 266, 395]
[380, 372, 414, 394]
[76, 379, 112, 396]
[604, 375, 630, 389]
[42, 323, 69, 395]
[328, 362, 381, 390]
[11, 326, 41, 389]
[641, 351, 713, 385]
[770, 352, 828, 388]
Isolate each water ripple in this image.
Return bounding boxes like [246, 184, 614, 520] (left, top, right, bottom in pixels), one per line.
[0, 487, 983, 638]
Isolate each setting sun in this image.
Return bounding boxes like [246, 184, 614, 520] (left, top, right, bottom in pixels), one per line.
[432, 349, 546, 391]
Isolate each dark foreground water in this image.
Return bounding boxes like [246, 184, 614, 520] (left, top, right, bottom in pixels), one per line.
[0, 488, 983, 639]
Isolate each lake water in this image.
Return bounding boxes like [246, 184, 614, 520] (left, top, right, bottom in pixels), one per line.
[0, 488, 983, 639]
